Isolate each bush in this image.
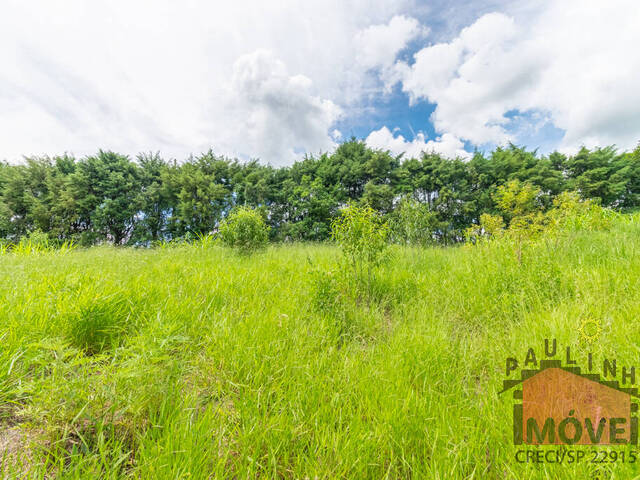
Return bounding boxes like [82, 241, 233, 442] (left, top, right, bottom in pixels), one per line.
[547, 191, 614, 232]
[218, 206, 270, 254]
[331, 204, 390, 284]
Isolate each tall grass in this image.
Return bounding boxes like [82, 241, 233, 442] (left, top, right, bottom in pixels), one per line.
[0, 236, 76, 256]
[1, 218, 640, 478]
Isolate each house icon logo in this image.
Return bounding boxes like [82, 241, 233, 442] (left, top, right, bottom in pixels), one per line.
[500, 339, 638, 445]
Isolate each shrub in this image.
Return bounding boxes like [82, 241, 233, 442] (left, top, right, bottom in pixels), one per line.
[547, 191, 614, 232]
[331, 204, 390, 284]
[218, 206, 270, 254]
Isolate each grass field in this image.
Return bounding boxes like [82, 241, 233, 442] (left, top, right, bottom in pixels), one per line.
[2, 217, 640, 479]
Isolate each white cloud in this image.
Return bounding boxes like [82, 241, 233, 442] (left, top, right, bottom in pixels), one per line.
[0, 0, 411, 164]
[393, 0, 640, 151]
[2, 0, 639, 164]
[221, 50, 342, 165]
[366, 126, 470, 159]
[354, 15, 426, 71]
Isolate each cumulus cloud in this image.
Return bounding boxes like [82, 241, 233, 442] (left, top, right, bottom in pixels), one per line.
[366, 126, 470, 159]
[222, 50, 342, 165]
[2, 0, 639, 164]
[354, 15, 426, 71]
[393, 0, 640, 151]
[0, 0, 411, 164]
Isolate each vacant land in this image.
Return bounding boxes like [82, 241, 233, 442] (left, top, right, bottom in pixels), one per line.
[1, 218, 640, 479]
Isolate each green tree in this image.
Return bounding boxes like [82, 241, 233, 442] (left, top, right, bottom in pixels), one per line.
[166, 151, 233, 236]
[70, 151, 142, 244]
[565, 146, 627, 207]
[132, 152, 172, 243]
[0, 162, 30, 239]
[361, 181, 394, 214]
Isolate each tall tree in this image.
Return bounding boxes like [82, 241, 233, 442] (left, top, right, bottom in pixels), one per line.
[71, 151, 142, 244]
[133, 152, 172, 243]
[167, 151, 233, 235]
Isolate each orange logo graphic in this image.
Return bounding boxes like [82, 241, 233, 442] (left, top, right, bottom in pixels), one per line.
[501, 339, 638, 445]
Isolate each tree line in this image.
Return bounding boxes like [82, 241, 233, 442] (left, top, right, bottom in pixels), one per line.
[0, 139, 638, 246]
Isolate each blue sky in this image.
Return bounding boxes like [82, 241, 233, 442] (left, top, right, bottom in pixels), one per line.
[338, 90, 565, 157]
[335, 87, 438, 144]
[0, 0, 638, 165]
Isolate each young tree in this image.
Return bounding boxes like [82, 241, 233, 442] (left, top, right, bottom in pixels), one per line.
[331, 204, 390, 288]
[493, 180, 545, 262]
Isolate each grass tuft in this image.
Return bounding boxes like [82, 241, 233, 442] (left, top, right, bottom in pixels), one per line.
[66, 293, 133, 355]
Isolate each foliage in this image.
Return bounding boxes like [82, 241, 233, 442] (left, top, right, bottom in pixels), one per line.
[492, 180, 546, 262]
[494, 179, 542, 222]
[131, 152, 173, 244]
[390, 196, 441, 246]
[218, 206, 269, 254]
[2, 140, 640, 246]
[166, 151, 233, 236]
[547, 191, 614, 232]
[331, 204, 390, 282]
[70, 151, 142, 245]
[465, 213, 505, 243]
[467, 184, 618, 265]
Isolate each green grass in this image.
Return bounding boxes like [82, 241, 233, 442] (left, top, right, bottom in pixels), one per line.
[2, 218, 640, 478]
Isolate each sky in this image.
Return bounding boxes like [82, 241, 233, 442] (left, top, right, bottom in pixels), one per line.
[1, 0, 639, 165]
